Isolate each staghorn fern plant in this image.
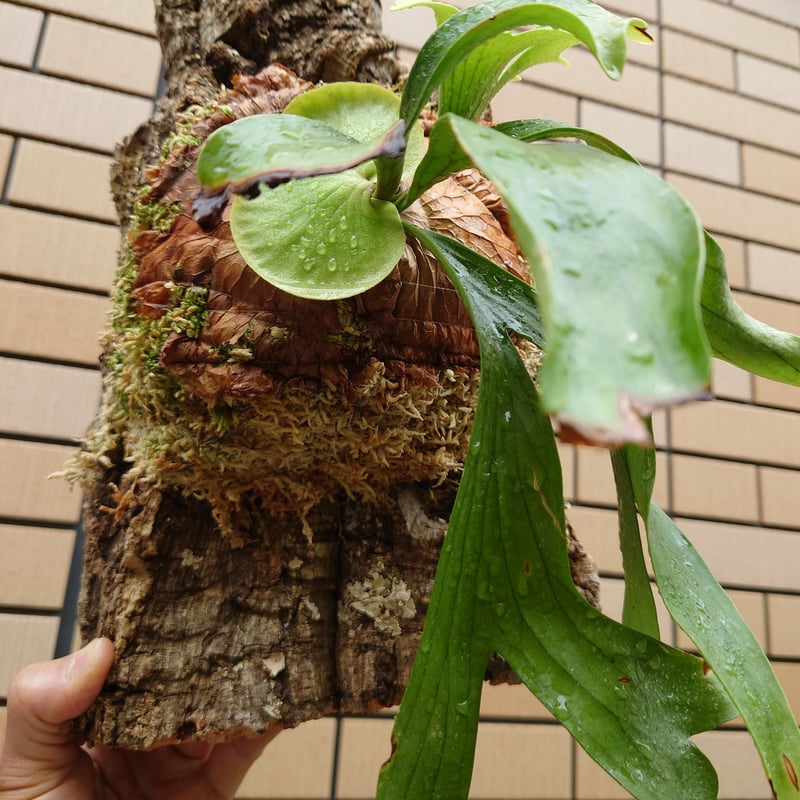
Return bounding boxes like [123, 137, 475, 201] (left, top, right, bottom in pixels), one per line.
[193, 1, 800, 797]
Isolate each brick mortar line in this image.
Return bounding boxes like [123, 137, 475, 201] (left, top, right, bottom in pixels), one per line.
[4, 199, 117, 227]
[10, 2, 156, 39]
[570, 499, 800, 532]
[0, 605, 62, 617]
[658, 21, 800, 70]
[666, 165, 800, 210]
[0, 125, 114, 157]
[0, 515, 78, 530]
[0, 431, 88, 448]
[0, 62, 160, 108]
[0, 271, 111, 296]
[0, 350, 101, 371]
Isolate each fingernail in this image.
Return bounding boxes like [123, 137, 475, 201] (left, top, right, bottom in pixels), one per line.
[62, 639, 102, 683]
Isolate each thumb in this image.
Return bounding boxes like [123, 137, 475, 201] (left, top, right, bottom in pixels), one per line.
[1, 637, 114, 778]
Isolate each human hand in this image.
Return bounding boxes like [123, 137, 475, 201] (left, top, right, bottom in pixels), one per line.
[0, 638, 279, 799]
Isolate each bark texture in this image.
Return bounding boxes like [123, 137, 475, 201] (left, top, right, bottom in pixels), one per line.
[76, 0, 599, 750]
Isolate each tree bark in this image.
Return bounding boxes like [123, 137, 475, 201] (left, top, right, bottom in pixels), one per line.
[75, 0, 599, 750]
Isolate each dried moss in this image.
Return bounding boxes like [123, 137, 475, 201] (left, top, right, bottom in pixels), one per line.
[70, 236, 483, 537]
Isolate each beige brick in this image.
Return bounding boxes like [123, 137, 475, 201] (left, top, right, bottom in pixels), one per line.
[675, 588, 767, 652]
[7, 139, 115, 222]
[666, 173, 800, 253]
[0, 206, 118, 291]
[712, 358, 752, 402]
[732, 0, 800, 27]
[663, 123, 740, 185]
[693, 729, 773, 799]
[471, 722, 571, 799]
[753, 378, 800, 412]
[711, 234, 746, 289]
[575, 746, 631, 799]
[621, 25, 659, 71]
[17, 0, 155, 35]
[0, 357, 100, 439]
[382, 2, 435, 51]
[0, 439, 82, 523]
[0, 280, 107, 365]
[602, 0, 658, 21]
[677, 517, 800, 591]
[661, 29, 735, 90]
[526, 49, 659, 115]
[652, 409, 668, 449]
[567, 505, 623, 575]
[335, 717, 394, 799]
[0, 613, 60, 698]
[0, 524, 75, 608]
[742, 144, 800, 204]
[747, 242, 800, 303]
[558, 441, 576, 501]
[672, 453, 760, 522]
[0, 132, 13, 183]
[0, 66, 152, 153]
[576, 446, 617, 507]
[480, 681, 552, 720]
[491, 79, 578, 126]
[237, 718, 335, 799]
[767, 594, 800, 659]
[598, 576, 674, 644]
[576, 447, 668, 508]
[671, 399, 800, 468]
[38, 14, 161, 97]
[662, 0, 800, 66]
[579, 101, 660, 165]
[0, 2, 44, 68]
[760, 465, 800, 529]
[736, 293, 800, 336]
[664, 75, 800, 157]
[773, 661, 800, 722]
[737, 52, 800, 113]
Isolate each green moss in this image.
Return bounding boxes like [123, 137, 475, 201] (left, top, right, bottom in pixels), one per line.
[160, 131, 203, 161]
[167, 282, 209, 339]
[133, 196, 184, 234]
[211, 401, 236, 432]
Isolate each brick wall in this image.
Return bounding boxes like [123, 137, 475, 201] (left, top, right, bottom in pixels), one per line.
[0, 1, 798, 798]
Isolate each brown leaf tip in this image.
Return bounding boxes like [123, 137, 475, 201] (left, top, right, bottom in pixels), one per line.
[783, 754, 799, 791]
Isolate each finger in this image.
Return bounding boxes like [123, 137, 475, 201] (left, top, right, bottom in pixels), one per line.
[204, 724, 282, 796]
[1, 638, 114, 767]
[94, 725, 281, 798]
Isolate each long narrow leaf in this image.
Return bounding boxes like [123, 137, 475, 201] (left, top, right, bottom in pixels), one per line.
[648, 505, 800, 798]
[611, 447, 660, 638]
[702, 232, 800, 386]
[378, 225, 735, 800]
[494, 118, 638, 162]
[393, 0, 580, 122]
[620, 445, 800, 798]
[399, 0, 648, 135]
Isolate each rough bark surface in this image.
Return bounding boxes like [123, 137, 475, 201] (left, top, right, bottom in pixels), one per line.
[78, 0, 599, 750]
